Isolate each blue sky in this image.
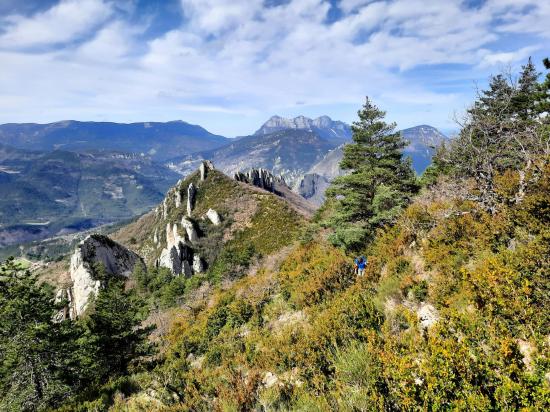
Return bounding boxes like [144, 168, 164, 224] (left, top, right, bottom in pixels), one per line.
[0, 0, 548, 137]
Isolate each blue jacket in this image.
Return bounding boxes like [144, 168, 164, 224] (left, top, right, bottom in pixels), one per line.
[356, 256, 367, 269]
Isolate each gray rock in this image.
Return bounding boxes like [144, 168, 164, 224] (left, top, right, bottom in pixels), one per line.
[234, 168, 286, 192]
[53, 288, 74, 322]
[297, 173, 331, 207]
[159, 245, 182, 276]
[418, 303, 439, 330]
[162, 198, 168, 219]
[187, 183, 196, 216]
[175, 189, 182, 208]
[199, 160, 214, 181]
[193, 255, 204, 273]
[181, 217, 199, 243]
[69, 234, 145, 318]
[206, 208, 221, 226]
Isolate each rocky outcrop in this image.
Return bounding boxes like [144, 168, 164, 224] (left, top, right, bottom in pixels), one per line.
[181, 217, 198, 242]
[200, 160, 214, 181]
[67, 234, 145, 318]
[162, 198, 168, 219]
[193, 255, 204, 273]
[206, 208, 221, 226]
[53, 288, 75, 322]
[297, 173, 331, 206]
[187, 183, 196, 216]
[234, 168, 286, 193]
[175, 189, 182, 208]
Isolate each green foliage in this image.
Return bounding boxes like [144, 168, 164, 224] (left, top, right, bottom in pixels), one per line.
[0, 258, 81, 411]
[0, 257, 155, 411]
[325, 97, 419, 250]
[82, 278, 154, 381]
[445, 58, 550, 212]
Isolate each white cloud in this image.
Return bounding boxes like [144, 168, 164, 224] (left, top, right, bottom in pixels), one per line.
[0, 0, 113, 49]
[0, 0, 546, 136]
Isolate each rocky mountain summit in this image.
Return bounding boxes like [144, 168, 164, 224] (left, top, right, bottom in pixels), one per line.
[55, 160, 309, 320]
[254, 115, 351, 142]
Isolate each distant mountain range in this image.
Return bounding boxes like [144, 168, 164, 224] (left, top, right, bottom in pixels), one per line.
[169, 117, 447, 190]
[0, 120, 228, 161]
[296, 124, 447, 205]
[0, 116, 447, 248]
[0, 144, 179, 247]
[254, 115, 351, 142]
[168, 128, 338, 184]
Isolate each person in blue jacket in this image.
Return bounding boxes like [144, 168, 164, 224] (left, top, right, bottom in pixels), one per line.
[356, 256, 367, 277]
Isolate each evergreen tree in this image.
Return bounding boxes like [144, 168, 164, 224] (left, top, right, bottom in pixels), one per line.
[0, 258, 84, 411]
[448, 58, 550, 211]
[82, 277, 154, 380]
[325, 97, 418, 250]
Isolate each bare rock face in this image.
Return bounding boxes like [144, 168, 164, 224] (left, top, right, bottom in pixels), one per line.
[193, 255, 204, 273]
[297, 173, 331, 207]
[234, 168, 286, 192]
[181, 217, 199, 242]
[206, 208, 221, 226]
[162, 198, 168, 219]
[158, 240, 194, 277]
[53, 288, 75, 322]
[175, 189, 182, 208]
[417, 303, 439, 330]
[199, 160, 214, 181]
[187, 183, 196, 216]
[68, 234, 145, 318]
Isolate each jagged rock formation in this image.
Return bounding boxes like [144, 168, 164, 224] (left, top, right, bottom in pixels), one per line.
[181, 217, 198, 242]
[234, 168, 286, 192]
[64, 234, 145, 319]
[297, 173, 331, 206]
[193, 255, 204, 273]
[158, 241, 193, 277]
[254, 115, 351, 141]
[187, 183, 196, 216]
[200, 160, 214, 181]
[206, 208, 221, 226]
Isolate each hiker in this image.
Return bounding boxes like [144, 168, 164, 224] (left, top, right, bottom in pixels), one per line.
[356, 256, 367, 277]
[353, 257, 359, 275]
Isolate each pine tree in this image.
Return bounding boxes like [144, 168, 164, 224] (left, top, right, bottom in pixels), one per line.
[0, 258, 85, 411]
[82, 277, 154, 380]
[325, 97, 418, 250]
[449, 58, 550, 211]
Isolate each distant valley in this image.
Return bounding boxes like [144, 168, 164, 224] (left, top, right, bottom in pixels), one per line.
[0, 144, 179, 247]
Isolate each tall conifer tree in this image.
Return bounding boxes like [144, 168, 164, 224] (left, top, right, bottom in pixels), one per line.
[325, 97, 418, 250]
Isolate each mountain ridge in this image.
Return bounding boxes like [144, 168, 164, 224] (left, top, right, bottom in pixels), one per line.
[0, 120, 228, 161]
[254, 115, 352, 142]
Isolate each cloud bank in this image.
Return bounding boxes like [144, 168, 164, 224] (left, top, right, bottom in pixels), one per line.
[0, 0, 548, 136]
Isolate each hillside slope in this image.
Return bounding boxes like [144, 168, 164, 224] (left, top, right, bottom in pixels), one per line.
[112, 163, 309, 278]
[108, 164, 549, 411]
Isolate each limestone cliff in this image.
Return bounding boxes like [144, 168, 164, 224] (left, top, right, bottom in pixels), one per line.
[64, 234, 145, 318]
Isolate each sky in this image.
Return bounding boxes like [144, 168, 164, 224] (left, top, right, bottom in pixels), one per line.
[0, 0, 548, 137]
